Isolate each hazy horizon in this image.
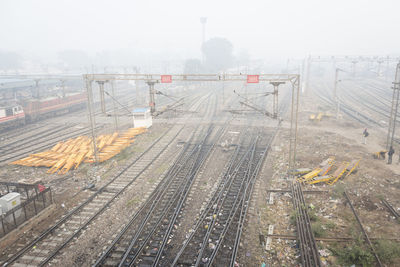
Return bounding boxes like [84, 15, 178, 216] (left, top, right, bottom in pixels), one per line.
[1, 0, 399, 68]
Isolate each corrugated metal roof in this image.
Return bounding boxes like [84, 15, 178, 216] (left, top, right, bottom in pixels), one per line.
[0, 78, 59, 91]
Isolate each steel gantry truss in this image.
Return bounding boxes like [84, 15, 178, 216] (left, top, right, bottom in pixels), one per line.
[84, 73, 301, 172]
[0, 72, 301, 174]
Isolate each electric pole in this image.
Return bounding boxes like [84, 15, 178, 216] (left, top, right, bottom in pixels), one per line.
[334, 68, 344, 119]
[386, 63, 400, 149]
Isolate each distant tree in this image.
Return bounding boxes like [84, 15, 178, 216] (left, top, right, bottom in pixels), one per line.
[0, 51, 22, 70]
[202, 38, 234, 72]
[183, 58, 203, 74]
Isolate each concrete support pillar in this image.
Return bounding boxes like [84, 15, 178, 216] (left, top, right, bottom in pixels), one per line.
[147, 81, 157, 114]
[96, 81, 106, 114]
[34, 79, 40, 99]
[270, 81, 285, 119]
[86, 78, 99, 164]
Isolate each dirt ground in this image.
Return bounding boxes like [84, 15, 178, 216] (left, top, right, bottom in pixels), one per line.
[238, 92, 400, 266]
[1, 86, 400, 267]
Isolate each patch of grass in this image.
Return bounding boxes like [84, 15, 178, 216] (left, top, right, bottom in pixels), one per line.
[374, 239, 400, 264]
[330, 240, 374, 267]
[131, 145, 145, 153]
[325, 221, 336, 230]
[311, 221, 326, 238]
[289, 207, 319, 226]
[115, 148, 130, 161]
[155, 163, 169, 175]
[289, 210, 298, 226]
[126, 197, 140, 207]
[308, 209, 319, 222]
[332, 183, 345, 199]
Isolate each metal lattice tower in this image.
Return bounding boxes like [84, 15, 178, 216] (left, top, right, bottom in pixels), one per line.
[386, 63, 400, 149]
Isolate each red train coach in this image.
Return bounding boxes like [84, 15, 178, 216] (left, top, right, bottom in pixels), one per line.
[23, 92, 87, 122]
[0, 105, 25, 130]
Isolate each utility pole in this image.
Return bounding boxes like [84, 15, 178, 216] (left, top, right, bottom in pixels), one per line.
[34, 79, 40, 98]
[110, 80, 119, 132]
[334, 68, 344, 119]
[85, 77, 99, 164]
[288, 75, 300, 173]
[305, 56, 311, 95]
[147, 81, 157, 115]
[270, 81, 285, 119]
[386, 63, 400, 149]
[96, 81, 107, 114]
[60, 79, 66, 98]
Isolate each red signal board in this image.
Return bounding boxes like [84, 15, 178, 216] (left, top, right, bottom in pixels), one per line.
[247, 75, 259, 83]
[161, 75, 172, 83]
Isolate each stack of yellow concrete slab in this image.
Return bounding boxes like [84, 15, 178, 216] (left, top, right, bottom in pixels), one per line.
[11, 127, 147, 174]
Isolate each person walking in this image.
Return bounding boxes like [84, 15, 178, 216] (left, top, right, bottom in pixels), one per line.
[388, 146, 395, 164]
[362, 128, 369, 144]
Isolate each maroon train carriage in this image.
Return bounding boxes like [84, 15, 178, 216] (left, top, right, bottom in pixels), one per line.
[22, 92, 87, 122]
[0, 104, 25, 130]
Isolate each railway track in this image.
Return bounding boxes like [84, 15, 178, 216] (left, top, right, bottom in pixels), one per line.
[0, 123, 79, 154]
[381, 199, 400, 219]
[93, 124, 222, 267]
[0, 124, 104, 165]
[170, 131, 271, 267]
[2, 87, 219, 266]
[2, 125, 183, 267]
[313, 80, 383, 127]
[290, 181, 322, 267]
[343, 191, 383, 267]
[0, 123, 49, 142]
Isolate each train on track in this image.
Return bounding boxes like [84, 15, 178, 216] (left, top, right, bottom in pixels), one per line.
[0, 92, 87, 131]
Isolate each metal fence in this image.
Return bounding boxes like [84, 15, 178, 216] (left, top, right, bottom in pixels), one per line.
[0, 187, 53, 238]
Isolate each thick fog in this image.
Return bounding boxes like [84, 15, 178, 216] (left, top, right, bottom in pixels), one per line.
[1, 0, 399, 71]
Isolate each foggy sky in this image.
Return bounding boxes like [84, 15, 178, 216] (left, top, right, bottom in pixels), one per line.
[1, 0, 399, 61]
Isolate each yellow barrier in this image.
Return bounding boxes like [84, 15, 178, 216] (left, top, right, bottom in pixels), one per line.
[297, 168, 322, 183]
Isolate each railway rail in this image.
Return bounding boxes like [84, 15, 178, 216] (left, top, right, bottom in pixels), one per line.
[0, 123, 80, 154]
[0, 123, 49, 142]
[169, 130, 271, 267]
[3, 87, 219, 266]
[381, 199, 400, 219]
[343, 191, 383, 267]
[0, 124, 104, 165]
[2, 125, 183, 267]
[94, 124, 222, 266]
[291, 181, 321, 267]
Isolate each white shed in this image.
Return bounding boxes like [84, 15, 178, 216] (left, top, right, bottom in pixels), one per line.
[133, 108, 152, 128]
